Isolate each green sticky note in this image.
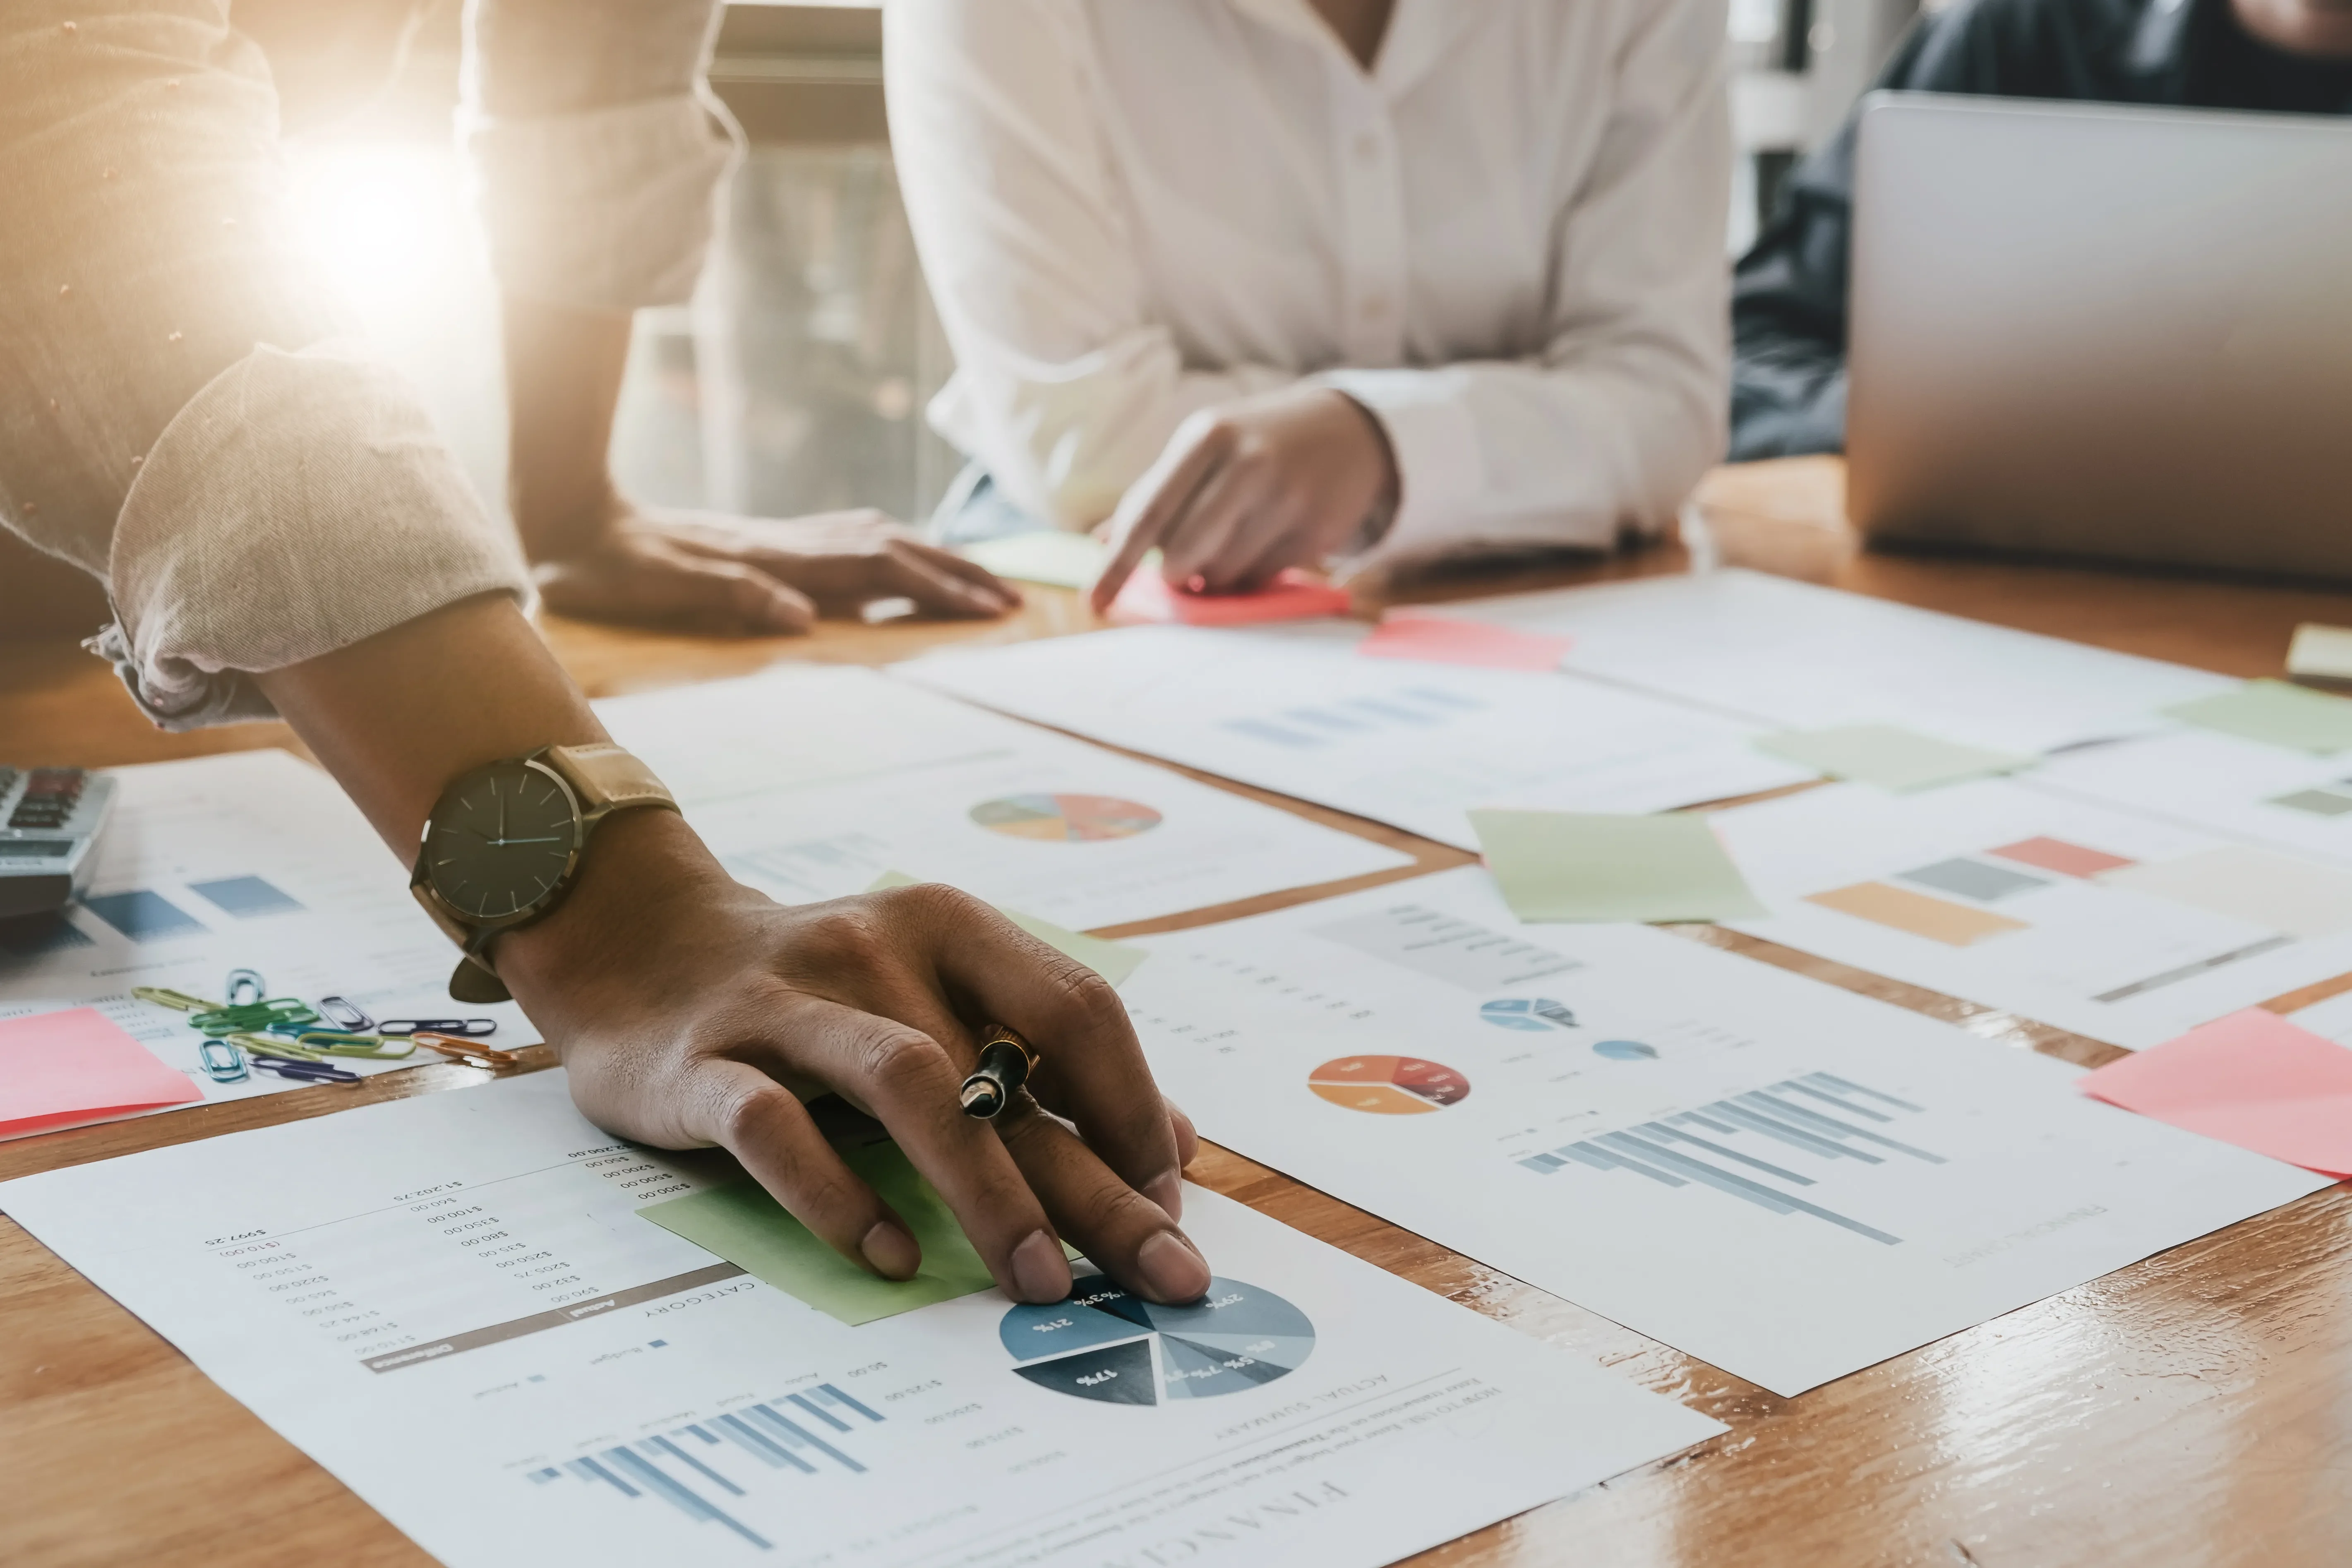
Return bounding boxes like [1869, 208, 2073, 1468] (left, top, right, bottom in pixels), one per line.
[1468, 809, 1765, 924]
[962, 530, 1108, 590]
[865, 872, 1147, 986]
[2167, 680, 2352, 754]
[1755, 724, 2034, 792]
[638, 1142, 995, 1325]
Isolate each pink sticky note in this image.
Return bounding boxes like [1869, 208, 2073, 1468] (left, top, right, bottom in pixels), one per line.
[2077, 1007, 2352, 1178]
[1109, 567, 1352, 627]
[1358, 613, 1575, 672]
[0, 1006, 201, 1140]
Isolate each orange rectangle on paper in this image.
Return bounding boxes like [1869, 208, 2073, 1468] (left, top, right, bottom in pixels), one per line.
[1805, 881, 2030, 947]
[1987, 836, 2136, 879]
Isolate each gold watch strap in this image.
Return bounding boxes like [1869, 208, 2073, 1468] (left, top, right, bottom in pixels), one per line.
[540, 742, 679, 821]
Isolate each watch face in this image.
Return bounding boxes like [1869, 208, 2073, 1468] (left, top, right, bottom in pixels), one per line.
[421, 759, 583, 923]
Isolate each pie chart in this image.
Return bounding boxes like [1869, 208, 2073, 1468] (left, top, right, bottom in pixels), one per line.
[1001, 1275, 1314, 1407]
[970, 793, 1163, 843]
[1480, 997, 1577, 1032]
[1306, 1055, 1470, 1115]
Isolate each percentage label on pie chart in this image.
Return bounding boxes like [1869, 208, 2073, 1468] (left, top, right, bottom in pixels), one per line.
[1307, 1055, 1470, 1115]
[970, 793, 1164, 843]
[1002, 1275, 1315, 1407]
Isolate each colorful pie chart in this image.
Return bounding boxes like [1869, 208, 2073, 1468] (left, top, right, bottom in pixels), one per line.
[1306, 1055, 1470, 1115]
[1480, 997, 1577, 1032]
[970, 793, 1163, 843]
[1001, 1275, 1314, 1407]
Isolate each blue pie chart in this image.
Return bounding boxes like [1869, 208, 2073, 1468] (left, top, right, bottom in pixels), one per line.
[1001, 1275, 1315, 1407]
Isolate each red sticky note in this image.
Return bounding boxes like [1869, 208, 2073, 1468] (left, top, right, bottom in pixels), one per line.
[1109, 567, 1351, 627]
[2077, 1007, 2352, 1178]
[1358, 613, 1574, 672]
[0, 1006, 201, 1139]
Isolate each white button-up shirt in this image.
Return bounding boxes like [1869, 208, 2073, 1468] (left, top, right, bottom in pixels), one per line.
[887, 0, 1733, 566]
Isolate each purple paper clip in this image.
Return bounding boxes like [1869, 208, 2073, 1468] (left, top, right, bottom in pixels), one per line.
[250, 1053, 360, 1085]
[375, 1018, 497, 1039]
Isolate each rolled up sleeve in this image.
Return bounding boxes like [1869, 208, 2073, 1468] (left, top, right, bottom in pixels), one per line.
[0, 2, 527, 730]
[463, 0, 740, 314]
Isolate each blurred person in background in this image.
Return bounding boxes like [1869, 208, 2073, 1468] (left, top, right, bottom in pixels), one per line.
[1731, 0, 2352, 461]
[886, 0, 1736, 609]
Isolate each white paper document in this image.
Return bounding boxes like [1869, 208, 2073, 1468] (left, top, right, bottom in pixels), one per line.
[0, 752, 533, 1130]
[1447, 569, 2234, 755]
[1711, 778, 2352, 1049]
[0, 1071, 1724, 1568]
[894, 625, 1814, 850]
[2030, 728, 2352, 865]
[598, 665, 1409, 929]
[1115, 868, 2328, 1395]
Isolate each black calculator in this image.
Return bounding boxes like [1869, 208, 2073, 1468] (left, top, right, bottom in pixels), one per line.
[0, 767, 116, 919]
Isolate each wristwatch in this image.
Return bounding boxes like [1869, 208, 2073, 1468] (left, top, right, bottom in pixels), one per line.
[410, 743, 679, 1003]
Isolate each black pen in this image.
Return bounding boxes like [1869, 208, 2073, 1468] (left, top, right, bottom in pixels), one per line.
[960, 1025, 1038, 1119]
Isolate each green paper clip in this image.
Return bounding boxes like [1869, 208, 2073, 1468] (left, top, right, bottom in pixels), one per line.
[188, 998, 320, 1037]
[295, 1031, 414, 1059]
[232, 1033, 325, 1061]
[134, 987, 223, 1013]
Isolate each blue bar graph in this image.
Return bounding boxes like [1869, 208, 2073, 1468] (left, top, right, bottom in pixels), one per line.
[1519, 1072, 1940, 1245]
[546, 1383, 886, 1550]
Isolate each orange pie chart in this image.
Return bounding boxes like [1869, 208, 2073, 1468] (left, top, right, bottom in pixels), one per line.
[1307, 1055, 1471, 1115]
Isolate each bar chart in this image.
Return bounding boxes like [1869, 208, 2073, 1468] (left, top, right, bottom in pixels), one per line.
[531, 1383, 886, 1551]
[1515, 1072, 1942, 1246]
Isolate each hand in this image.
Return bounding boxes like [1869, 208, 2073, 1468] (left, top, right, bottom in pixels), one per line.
[1091, 385, 1399, 611]
[534, 504, 1021, 635]
[495, 809, 1212, 1306]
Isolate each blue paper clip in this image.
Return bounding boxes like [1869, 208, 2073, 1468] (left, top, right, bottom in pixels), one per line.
[197, 1038, 249, 1084]
[376, 1018, 497, 1038]
[248, 1052, 360, 1085]
[224, 968, 266, 1008]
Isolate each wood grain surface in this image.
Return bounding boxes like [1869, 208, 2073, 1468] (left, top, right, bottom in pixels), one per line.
[5, 457, 2350, 1567]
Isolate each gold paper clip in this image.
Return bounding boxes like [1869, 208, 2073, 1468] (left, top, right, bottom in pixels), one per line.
[410, 1031, 523, 1067]
[134, 986, 222, 1013]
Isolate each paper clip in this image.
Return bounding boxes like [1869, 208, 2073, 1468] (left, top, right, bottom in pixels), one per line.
[223, 968, 266, 1008]
[294, 1030, 415, 1059]
[197, 1038, 249, 1083]
[248, 1052, 360, 1085]
[409, 1031, 523, 1067]
[317, 995, 374, 1032]
[187, 998, 320, 1037]
[377, 1018, 497, 1038]
[133, 986, 221, 1013]
[230, 1032, 322, 1061]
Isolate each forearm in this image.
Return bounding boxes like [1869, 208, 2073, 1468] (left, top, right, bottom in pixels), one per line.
[503, 295, 633, 562]
[253, 592, 608, 852]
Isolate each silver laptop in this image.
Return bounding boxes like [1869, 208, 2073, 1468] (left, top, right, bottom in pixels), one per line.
[1847, 92, 2352, 581]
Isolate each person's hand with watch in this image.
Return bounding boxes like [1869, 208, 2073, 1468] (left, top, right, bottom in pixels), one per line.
[259, 592, 1212, 1309]
[505, 297, 1021, 635]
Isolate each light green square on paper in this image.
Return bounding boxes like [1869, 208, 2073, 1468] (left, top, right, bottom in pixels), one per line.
[1467, 809, 1764, 924]
[2166, 680, 2352, 754]
[1755, 724, 2034, 792]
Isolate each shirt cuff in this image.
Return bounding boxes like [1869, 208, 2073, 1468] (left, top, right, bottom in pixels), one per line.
[1312, 367, 1488, 565]
[466, 91, 744, 314]
[97, 342, 529, 731]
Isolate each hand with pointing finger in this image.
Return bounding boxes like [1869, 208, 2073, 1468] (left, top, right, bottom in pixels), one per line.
[1090, 385, 1399, 612]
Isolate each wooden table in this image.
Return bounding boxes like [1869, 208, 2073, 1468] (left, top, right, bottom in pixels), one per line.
[7, 457, 2351, 1566]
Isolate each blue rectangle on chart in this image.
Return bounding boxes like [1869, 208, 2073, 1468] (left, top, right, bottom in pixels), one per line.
[82, 890, 206, 941]
[188, 875, 304, 917]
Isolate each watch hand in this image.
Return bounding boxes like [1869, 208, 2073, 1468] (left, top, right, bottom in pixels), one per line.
[490, 836, 569, 845]
[496, 779, 507, 842]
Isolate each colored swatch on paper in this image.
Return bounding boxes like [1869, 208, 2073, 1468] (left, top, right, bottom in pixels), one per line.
[2165, 680, 2352, 754]
[865, 872, 1147, 987]
[1896, 857, 2049, 903]
[0, 1006, 201, 1139]
[80, 889, 205, 941]
[187, 875, 303, 917]
[1805, 881, 2029, 947]
[1468, 809, 1765, 924]
[1307, 1054, 1471, 1115]
[2098, 846, 2352, 939]
[2079, 1008, 2352, 1178]
[1109, 567, 1351, 627]
[638, 1143, 998, 1325]
[2270, 787, 2352, 818]
[1988, 836, 2137, 879]
[1755, 725, 2033, 792]
[1356, 613, 1574, 672]
[961, 531, 1107, 590]
[2286, 622, 2352, 692]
